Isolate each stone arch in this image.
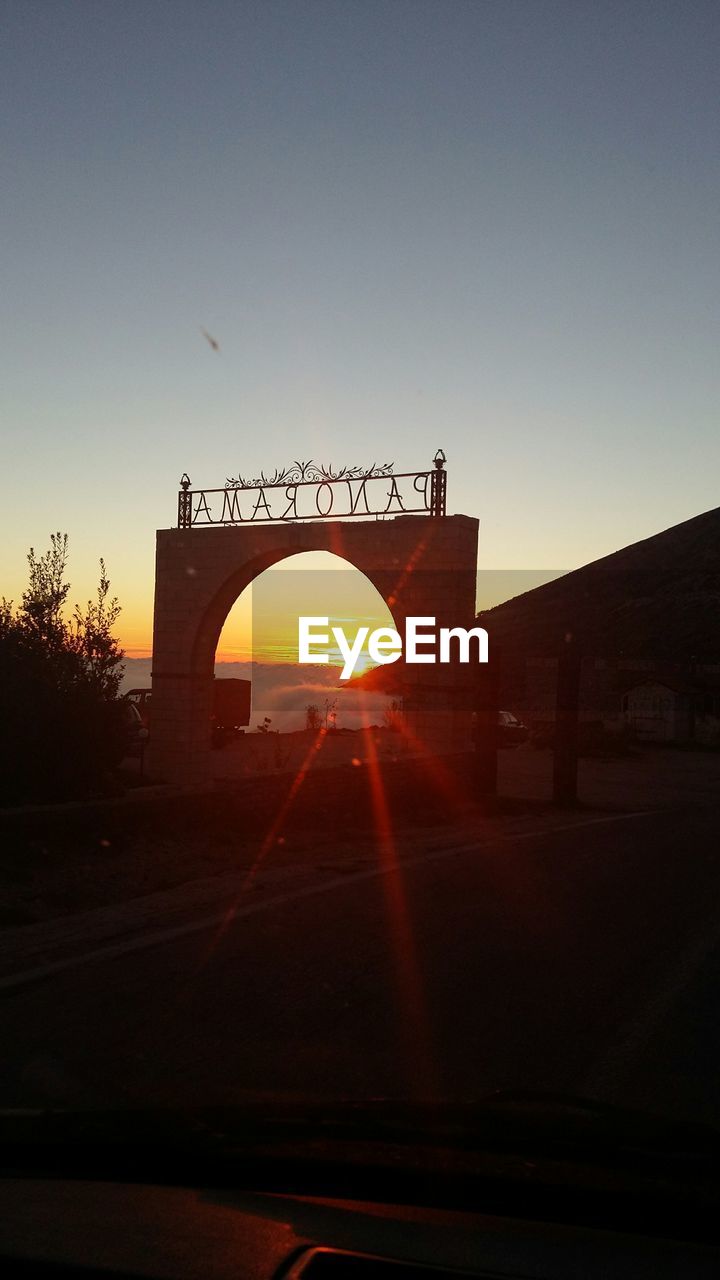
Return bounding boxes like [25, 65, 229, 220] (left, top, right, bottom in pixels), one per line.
[191, 545, 401, 681]
[148, 514, 478, 783]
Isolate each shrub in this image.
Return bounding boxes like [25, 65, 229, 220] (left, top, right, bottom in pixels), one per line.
[0, 534, 125, 803]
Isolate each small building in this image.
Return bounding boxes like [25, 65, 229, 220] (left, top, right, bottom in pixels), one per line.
[621, 678, 720, 745]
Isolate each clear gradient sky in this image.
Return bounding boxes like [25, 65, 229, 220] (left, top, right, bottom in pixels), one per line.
[2, 0, 718, 655]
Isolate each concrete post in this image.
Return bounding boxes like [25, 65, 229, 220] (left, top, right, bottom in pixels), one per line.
[553, 635, 581, 806]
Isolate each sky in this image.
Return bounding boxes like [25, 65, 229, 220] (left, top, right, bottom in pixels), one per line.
[2, 0, 718, 656]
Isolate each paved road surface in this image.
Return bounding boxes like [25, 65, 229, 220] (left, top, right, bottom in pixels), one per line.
[1, 804, 719, 1126]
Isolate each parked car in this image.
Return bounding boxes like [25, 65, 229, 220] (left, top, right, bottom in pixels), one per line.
[124, 687, 151, 727]
[120, 700, 149, 757]
[470, 709, 529, 748]
[498, 710, 529, 747]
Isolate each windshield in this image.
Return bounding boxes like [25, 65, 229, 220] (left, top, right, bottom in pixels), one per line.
[2, 0, 720, 1155]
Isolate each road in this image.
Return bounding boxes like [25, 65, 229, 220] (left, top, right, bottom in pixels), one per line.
[1, 803, 720, 1125]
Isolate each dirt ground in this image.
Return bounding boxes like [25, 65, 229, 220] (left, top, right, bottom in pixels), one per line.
[499, 741, 720, 810]
[1, 744, 718, 929]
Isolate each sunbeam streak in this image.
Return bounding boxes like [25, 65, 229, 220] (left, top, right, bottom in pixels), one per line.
[359, 693, 438, 1099]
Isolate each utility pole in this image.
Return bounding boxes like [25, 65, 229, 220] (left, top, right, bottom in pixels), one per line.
[474, 648, 500, 799]
[553, 633, 581, 806]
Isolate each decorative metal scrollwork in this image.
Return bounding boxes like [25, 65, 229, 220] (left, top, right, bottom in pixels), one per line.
[224, 460, 394, 489]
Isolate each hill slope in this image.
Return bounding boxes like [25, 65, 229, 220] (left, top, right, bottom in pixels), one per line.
[479, 505, 720, 664]
[353, 506, 720, 699]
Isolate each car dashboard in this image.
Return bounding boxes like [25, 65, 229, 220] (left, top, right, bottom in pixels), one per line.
[1, 1177, 719, 1279]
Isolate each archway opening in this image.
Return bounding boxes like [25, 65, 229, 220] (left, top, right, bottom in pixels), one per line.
[211, 550, 404, 772]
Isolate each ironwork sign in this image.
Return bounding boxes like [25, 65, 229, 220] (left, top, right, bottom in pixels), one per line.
[177, 451, 447, 528]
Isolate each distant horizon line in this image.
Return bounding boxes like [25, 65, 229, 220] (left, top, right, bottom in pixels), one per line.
[121, 651, 354, 670]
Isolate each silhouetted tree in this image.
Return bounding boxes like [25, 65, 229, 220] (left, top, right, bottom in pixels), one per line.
[71, 558, 124, 698]
[21, 532, 71, 653]
[0, 535, 125, 803]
